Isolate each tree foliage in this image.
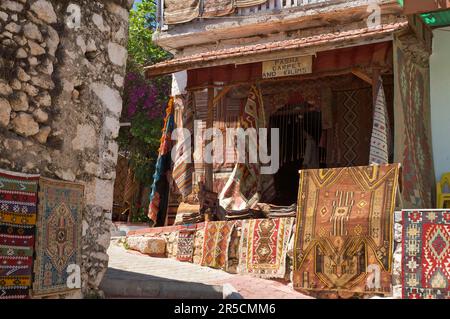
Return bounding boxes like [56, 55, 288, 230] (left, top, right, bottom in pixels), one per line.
[118, 0, 172, 222]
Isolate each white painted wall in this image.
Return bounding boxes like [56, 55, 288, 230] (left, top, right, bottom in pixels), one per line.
[431, 27, 450, 183]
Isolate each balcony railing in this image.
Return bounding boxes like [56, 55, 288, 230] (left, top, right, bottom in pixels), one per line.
[237, 0, 331, 16]
[157, 0, 335, 30]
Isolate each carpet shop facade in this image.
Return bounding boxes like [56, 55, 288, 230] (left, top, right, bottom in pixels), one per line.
[123, 1, 450, 299]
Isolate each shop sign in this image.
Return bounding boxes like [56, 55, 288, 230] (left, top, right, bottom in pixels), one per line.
[262, 56, 313, 79]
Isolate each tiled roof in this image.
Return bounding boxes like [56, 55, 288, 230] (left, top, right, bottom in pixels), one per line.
[145, 21, 408, 77]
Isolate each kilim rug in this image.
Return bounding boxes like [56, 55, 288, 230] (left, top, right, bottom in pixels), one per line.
[203, 0, 235, 17]
[148, 98, 175, 225]
[369, 76, 390, 165]
[164, 0, 200, 25]
[172, 94, 194, 200]
[201, 221, 236, 270]
[0, 169, 39, 299]
[293, 164, 400, 296]
[238, 217, 295, 279]
[219, 85, 275, 211]
[393, 34, 434, 208]
[177, 229, 196, 262]
[402, 210, 450, 299]
[333, 87, 373, 167]
[33, 177, 84, 296]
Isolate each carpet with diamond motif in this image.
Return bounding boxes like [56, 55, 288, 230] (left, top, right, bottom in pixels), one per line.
[238, 217, 295, 279]
[402, 210, 450, 299]
[32, 177, 84, 296]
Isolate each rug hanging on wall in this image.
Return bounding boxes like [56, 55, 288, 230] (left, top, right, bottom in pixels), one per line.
[177, 229, 196, 262]
[293, 164, 400, 296]
[402, 210, 450, 299]
[32, 177, 84, 297]
[333, 87, 373, 167]
[235, 0, 268, 8]
[238, 217, 295, 279]
[0, 169, 39, 299]
[201, 221, 236, 269]
[393, 34, 434, 208]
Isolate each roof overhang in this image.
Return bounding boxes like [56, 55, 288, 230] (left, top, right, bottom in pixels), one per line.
[145, 21, 408, 78]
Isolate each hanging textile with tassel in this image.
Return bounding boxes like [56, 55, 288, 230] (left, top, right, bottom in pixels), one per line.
[148, 97, 175, 225]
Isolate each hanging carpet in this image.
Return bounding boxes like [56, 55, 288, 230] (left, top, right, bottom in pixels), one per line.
[235, 0, 268, 8]
[177, 229, 196, 262]
[33, 177, 84, 297]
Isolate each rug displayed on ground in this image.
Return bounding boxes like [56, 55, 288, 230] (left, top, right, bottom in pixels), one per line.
[0, 169, 39, 299]
[402, 210, 450, 299]
[201, 221, 236, 269]
[293, 164, 400, 296]
[33, 177, 84, 296]
[177, 229, 196, 262]
[238, 217, 295, 278]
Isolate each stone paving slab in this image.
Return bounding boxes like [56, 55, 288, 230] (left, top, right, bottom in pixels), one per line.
[103, 243, 312, 299]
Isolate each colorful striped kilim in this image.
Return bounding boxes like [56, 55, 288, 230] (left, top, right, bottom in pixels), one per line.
[0, 168, 39, 299]
[402, 210, 450, 299]
[33, 177, 84, 296]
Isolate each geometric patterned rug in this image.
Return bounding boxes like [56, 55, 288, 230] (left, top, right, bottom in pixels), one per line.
[402, 210, 450, 299]
[238, 217, 295, 279]
[0, 169, 40, 299]
[32, 177, 84, 297]
[177, 229, 196, 262]
[201, 221, 236, 270]
[293, 164, 400, 297]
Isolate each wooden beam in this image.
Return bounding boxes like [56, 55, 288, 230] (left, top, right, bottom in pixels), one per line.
[352, 68, 373, 85]
[212, 86, 232, 107]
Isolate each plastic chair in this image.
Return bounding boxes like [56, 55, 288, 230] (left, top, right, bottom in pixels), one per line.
[437, 172, 450, 208]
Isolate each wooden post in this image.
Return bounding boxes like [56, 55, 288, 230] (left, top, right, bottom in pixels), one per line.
[372, 67, 380, 104]
[205, 87, 215, 192]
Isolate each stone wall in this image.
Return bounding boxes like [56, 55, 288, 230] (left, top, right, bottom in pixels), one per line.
[0, 0, 133, 297]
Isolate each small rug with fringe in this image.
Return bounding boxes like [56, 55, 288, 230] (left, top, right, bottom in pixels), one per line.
[177, 229, 196, 262]
[32, 177, 84, 297]
[238, 217, 295, 278]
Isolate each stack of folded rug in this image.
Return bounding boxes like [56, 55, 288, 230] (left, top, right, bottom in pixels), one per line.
[223, 208, 265, 221]
[174, 202, 203, 225]
[256, 203, 297, 218]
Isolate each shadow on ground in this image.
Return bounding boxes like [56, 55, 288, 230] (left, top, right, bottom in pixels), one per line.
[100, 268, 224, 299]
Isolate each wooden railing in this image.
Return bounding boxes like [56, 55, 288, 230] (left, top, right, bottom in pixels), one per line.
[157, 0, 334, 30]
